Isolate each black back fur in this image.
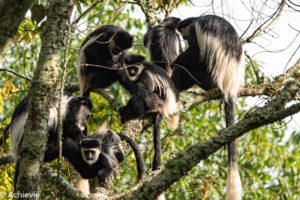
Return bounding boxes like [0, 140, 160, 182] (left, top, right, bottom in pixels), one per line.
[63, 129, 124, 182]
[9, 92, 93, 180]
[144, 17, 182, 76]
[172, 15, 242, 95]
[78, 25, 133, 96]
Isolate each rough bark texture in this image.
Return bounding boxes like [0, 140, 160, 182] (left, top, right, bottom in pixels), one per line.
[0, 0, 35, 63]
[41, 166, 93, 200]
[135, 0, 157, 26]
[14, 0, 72, 199]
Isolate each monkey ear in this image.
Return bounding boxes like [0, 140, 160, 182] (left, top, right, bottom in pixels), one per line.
[124, 54, 146, 65]
[103, 130, 121, 144]
[78, 97, 93, 110]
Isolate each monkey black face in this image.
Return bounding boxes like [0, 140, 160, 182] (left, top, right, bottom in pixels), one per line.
[108, 31, 133, 56]
[80, 138, 101, 165]
[123, 54, 146, 81]
[108, 40, 124, 56]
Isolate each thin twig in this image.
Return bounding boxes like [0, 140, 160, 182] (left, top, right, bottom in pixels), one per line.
[0, 68, 31, 81]
[57, 13, 73, 177]
[243, 0, 285, 44]
[72, 0, 103, 26]
[244, 50, 262, 84]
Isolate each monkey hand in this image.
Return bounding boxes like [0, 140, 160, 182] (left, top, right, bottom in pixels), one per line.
[98, 177, 109, 189]
[97, 167, 114, 189]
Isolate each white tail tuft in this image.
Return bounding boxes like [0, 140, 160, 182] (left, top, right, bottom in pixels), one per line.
[195, 23, 244, 102]
[156, 193, 166, 200]
[163, 87, 179, 130]
[77, 175, 90, 195]
[167, 113, 179, 130]
[226, 163, 242, 200]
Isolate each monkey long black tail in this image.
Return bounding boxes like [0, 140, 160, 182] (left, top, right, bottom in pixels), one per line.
[119, 133, 146, 181]
[152, 113, 163, 171]
[225, 98, 242, 200]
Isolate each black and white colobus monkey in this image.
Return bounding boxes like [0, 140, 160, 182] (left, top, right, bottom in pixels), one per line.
[64, 126, 124, 194]
[9, 91, 92, 161]
[73, 127, 146, 194]
[118, 54, 179, 170]
[143, 17, 182, 77]
[8, 92, 93, 189]
[172, 15, 244, 200]
[77, 25, 134, 97]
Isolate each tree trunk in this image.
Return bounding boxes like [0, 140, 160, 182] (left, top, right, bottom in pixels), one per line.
[0, 0, 35, 63]
[14, 0, 73, 199]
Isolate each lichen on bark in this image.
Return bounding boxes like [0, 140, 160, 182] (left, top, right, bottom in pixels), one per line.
[14, 0, 73, 198]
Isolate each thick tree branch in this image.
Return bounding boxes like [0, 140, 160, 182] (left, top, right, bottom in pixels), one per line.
[41, 166, 94, 200]
[135, 0, 158, 26]
[15, 0, 73, 196]
[38, 87, 300, 200]
[116, 78, 300, 200]
[0, 0, 36, 63]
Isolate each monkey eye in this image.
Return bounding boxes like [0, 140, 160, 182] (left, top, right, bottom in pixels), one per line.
[112, 46, 123, 55]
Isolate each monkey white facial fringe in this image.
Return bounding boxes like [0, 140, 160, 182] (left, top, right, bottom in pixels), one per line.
[10, 112, 27, 158]
[77, 34, 103, 96]
[226, 163, 242, 200]
[195, 23, 244, 101]
[126, 64, 144, 81]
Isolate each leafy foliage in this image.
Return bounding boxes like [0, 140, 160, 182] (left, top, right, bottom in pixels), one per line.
[0, 0, 299, 199]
